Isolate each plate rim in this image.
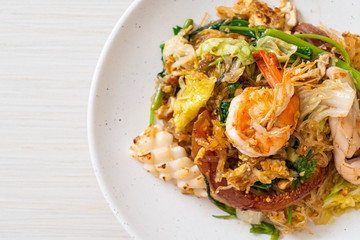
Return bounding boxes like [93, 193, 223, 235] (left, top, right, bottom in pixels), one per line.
[87, 0, 142, 239]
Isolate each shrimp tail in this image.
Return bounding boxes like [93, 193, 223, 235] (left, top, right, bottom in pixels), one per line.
[253, 50, 283, 87]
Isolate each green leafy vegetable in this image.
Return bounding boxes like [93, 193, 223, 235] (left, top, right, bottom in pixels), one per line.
[252, 178, 280, 190]
[189, 20, 226, 38]
[293, 46, 312, 59]
[228, 81, 241, 98]
[218, 80, 241, 124]
[203, 175, 237, 218]
[160, 43, 165, 66]
[189, 18, 250, 38]
[157, 43, 167, 77]
[289, 150, 317, 189]
[250, 221, 279, 240]
[295, 150, 316, 178]
[293, 33, 350, 64]
[255, 36, 298, 62]
[172, 25, 182, 36]
[261, 28, 360, 89]
[219, 102, 230, 123]
[173, 18, 194, 36]
[221, 26, 360, 88]
[219, 25, 258, 38]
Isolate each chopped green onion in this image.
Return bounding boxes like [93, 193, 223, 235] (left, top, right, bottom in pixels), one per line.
[183, 18, 193, 29]
[287, 205, 293, 224]
[212, 214, 237, 219]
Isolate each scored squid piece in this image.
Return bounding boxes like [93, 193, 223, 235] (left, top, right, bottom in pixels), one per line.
[327, 67, 360, 184]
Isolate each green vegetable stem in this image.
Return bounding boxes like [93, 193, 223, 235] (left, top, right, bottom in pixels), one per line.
[219, 26, 360, 89]
[287, 205, 293, 224]
[149, 84, 164, 125]
[189, 18, 250, 38]
[263, 29, 360, 89]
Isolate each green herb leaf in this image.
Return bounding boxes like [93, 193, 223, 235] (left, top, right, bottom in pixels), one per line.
[291, 150, 317, 189]
[295, 150, 316, 178]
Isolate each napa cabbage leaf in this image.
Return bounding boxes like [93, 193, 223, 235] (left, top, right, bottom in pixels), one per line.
[196, 38, 254, 65]
[173, 71, 216, 131]
[255, 36, 298, 62]
[317, 173, 360, 224]
[297, 79, 356, 122]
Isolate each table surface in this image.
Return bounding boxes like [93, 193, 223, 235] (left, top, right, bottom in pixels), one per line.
[0, 1, 134, 239]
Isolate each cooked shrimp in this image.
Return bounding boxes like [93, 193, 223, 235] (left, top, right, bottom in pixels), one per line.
[327, 67, 360, 184]
[226, 50, 300, 157]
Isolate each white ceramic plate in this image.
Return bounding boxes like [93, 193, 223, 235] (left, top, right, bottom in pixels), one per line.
[88, 0, 360, 239]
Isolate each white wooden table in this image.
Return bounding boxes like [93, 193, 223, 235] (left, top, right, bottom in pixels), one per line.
[0, 1, 134, 239]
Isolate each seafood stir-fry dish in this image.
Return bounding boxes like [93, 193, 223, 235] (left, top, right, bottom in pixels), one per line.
[129, 0, 360, 238]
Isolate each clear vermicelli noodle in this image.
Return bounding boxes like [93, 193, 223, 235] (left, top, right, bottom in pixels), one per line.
[129, 0, 360, 239]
